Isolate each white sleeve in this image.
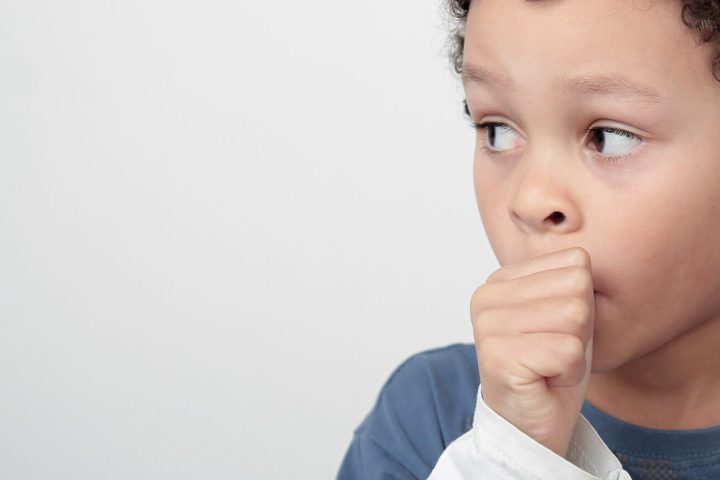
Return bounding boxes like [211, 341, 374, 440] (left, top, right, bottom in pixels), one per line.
[428, 383, 633, 480]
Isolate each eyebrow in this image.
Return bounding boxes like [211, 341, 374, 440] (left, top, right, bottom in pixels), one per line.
[462, 64, 664, 103]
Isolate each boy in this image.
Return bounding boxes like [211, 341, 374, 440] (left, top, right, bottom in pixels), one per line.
[338, 0, 720, 478]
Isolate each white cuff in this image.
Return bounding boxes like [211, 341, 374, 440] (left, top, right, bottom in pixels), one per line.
[472, 383, 630, 479]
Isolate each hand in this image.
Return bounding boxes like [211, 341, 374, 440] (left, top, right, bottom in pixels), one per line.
[470, 246, 596, 458]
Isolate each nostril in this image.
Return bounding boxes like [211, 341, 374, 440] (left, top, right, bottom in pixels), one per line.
[548, 211, 565, 224]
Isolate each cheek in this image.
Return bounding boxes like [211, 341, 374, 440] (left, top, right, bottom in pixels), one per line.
[473, 154, 505, 254]
[473, 160, 526, 266]
[600, 140, 720, 303]
[592, 175, 720, 368]
[624, 165, 720, 309]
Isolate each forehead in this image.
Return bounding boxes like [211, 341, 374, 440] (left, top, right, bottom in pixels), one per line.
[463, 0, 713, 99]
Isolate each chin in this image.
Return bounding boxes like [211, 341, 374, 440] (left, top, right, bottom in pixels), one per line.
[590, 356, 620, 374]
[589, 339, 631, 373]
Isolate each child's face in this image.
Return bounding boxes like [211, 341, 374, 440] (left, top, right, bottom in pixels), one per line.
[464, 0, 720, 372]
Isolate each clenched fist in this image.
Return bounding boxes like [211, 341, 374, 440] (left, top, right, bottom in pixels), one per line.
[470, 246, 596, 458]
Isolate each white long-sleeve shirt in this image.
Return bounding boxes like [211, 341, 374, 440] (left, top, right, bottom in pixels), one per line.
[428, 383, 632, 479]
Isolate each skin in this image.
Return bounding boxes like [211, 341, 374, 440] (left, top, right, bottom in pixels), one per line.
[463, 0, 720, 430]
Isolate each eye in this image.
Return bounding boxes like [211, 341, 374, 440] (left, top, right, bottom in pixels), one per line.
[469, 119, 644, 164]
[473, 121, 521, 153]
[586, 127, 642, 161]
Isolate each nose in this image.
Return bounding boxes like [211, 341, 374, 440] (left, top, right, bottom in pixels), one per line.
[508, 153, 581, 235]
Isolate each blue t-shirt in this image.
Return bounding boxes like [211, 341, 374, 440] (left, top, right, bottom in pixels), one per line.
[337, 343, 720, 479]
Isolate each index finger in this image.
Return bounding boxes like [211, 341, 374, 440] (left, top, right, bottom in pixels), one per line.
[485, 246, 592, 283]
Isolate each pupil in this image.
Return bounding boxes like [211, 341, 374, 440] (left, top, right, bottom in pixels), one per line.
[594, 130, 605, 151]
[488, 125, 496, 147]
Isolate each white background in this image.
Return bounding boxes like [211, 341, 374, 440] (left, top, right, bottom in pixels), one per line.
[0, 0, 498, 478]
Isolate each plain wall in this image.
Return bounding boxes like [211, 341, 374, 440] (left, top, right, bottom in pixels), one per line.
[0, 0, 499, 478]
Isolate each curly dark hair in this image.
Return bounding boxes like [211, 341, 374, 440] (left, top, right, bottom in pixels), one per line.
[445, 0, 720, 116]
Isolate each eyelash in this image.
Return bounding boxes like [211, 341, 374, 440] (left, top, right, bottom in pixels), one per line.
[470, 121, 642, 165]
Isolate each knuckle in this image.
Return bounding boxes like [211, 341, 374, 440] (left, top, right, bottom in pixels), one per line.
[485, 268, 502, 284]
[471, 307, 488, 330]
[471, 282, 500, 313]
[476, 335, 491, 356]
[568, 247, 591, 267]
[567, 266, 592, 293]
[470, 285, 486, 312]
[476, 337, 501, 372]
[560, 335, 585, 364]
[565, 297, 589, 327]
[472, 307, 503, 339]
